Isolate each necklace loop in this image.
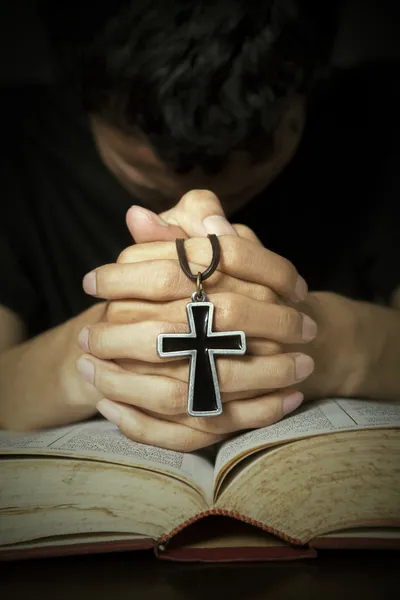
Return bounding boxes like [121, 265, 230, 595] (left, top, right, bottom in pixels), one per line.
[176, 234, 220, 283]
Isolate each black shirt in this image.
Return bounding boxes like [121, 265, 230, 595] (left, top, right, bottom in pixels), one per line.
[1, 62, 400, 337]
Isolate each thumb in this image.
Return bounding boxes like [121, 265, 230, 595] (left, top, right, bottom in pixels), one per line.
[160, 190, 238, 238]
[126, 205, 187, 244]
[127, 190, 238, 244]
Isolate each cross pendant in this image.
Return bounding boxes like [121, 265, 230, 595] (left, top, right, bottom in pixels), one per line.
[157, 300, 246, 417]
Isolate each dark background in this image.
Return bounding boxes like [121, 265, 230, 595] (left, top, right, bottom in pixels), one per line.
[1, 0, 400, 85]
[1, 548, 400, 599]
[0, 1, 399, 598]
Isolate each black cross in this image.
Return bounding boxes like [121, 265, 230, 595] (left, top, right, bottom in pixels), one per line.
[157, 302, 246, 416]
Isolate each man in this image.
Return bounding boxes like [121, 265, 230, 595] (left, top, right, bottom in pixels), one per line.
[1, 1, 399, 451]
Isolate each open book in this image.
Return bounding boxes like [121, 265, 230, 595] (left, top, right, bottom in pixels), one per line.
[1, 398, 399, 562]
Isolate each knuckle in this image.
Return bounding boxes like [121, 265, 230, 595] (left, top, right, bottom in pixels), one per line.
[232, 223, 253, 238]
[206, 268, 223, 290]
[158, 322, 187, 336]
[277, 258, 298, 295]
[180, 190, 197, 210]
[255, 284, 277, 303]
[127, 422, 148, 445]
[243, 401, 271, 428]
[158, 261, 178, 297]
[277, 307, 302, 339]
[117, 246, 135, 264]
[263, 356, 291, 386]
[218, 359, 237, 392]
[222, 235, 242, 265]
[281, 355, 297, 383]
[218, 293, 240, 329]
[263, 287, 278, 303]
[181, 189, 219, 209]
[95, 264, 131, 299]
[160, 380, 187, 415]
[193, 416, 225, 435]
[170, 322, 188, 335]
[262, 340, 282, 355]
[98, 369, 118, 399]
[87, 325, 106, 357]
[178, 432, 198, 453]
[106, 301, 127, 323]
[261, 399, 282, 426]
[89, 363, 110, 398]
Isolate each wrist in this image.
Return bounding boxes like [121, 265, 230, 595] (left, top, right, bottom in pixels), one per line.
[0, 302, 106, 431]
[292, 292, 367, 399]
[296, 292, 400, 400]
[59, 302, 106, 411]
[345, 299, 400, 399]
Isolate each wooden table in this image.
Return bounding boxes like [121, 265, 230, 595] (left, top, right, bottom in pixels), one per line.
[1, 550, 399, 600]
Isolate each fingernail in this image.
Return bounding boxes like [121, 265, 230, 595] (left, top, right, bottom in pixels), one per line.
[76, 356, 95, 384]
[294, 275, 308, 302]
[293, 353, 314, 380]
[301, 314, 318, 341]
[203, 215, 238, 236]
[97, 399, 121, 426]
[82, 271, 97, 296]
[77, 327, 90, 352]
[132, 205, 169, 226]
[282, 391, 304, 416]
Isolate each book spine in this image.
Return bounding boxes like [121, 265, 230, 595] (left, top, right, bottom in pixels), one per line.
[157, 508, 302, 549]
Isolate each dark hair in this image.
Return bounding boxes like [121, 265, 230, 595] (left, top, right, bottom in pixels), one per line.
[43, 1, 342, 174]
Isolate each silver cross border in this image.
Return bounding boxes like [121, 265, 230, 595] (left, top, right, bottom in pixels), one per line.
[157, 299, 246, 417]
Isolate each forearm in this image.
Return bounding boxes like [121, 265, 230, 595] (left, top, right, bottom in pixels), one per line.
[0, 303, 105, 431]
[348, 299, 400, 400]
[292, 292, 400, 401]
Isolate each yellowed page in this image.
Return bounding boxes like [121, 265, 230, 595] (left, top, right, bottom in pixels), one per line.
[0, 457, 208, 545]
[214, 398, 400, 492]
[0, 420, 214, 501]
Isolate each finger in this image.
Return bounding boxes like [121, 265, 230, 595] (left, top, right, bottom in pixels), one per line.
[97, 399, 227, 452]
[246, 338, 281, 356]
[126, 205, 188, 244]
[90, 352, 289, 410]
[106, 292, 277, 324]
[160, 190, 237, 238]
[115, 351, 314, 393]
[215, 353, 314, 392]
[106, 294, 315, 343]
[80, 319, 281, 362]
[84, 260, 272, 302]
[113, 337, 281, 363]
[76, 354, 188, 415]
[232, 223, 263, 245]
[157, 390, 304, 435]
[117, 236, 306, 302]
[81, 306, 310, 362]
[115, 360, 274, 395]
[87, 300, 314, 362]
[80, 321, 191, 362]
[106, 288, 279, 324]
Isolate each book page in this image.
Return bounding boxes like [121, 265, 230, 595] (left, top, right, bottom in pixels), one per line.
[0, 420, 214, 501]
[214, 398, 400, 487]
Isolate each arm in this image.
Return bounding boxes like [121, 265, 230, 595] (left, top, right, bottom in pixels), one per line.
[355, 292, 400, 399]
[0, 305, 26, 353]
[126, 190, 400, 405]
[292, 290, 400, 401]
[0, 303, 105, 431]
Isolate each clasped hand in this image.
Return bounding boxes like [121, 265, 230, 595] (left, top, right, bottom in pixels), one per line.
[77, 197, 317, 451]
